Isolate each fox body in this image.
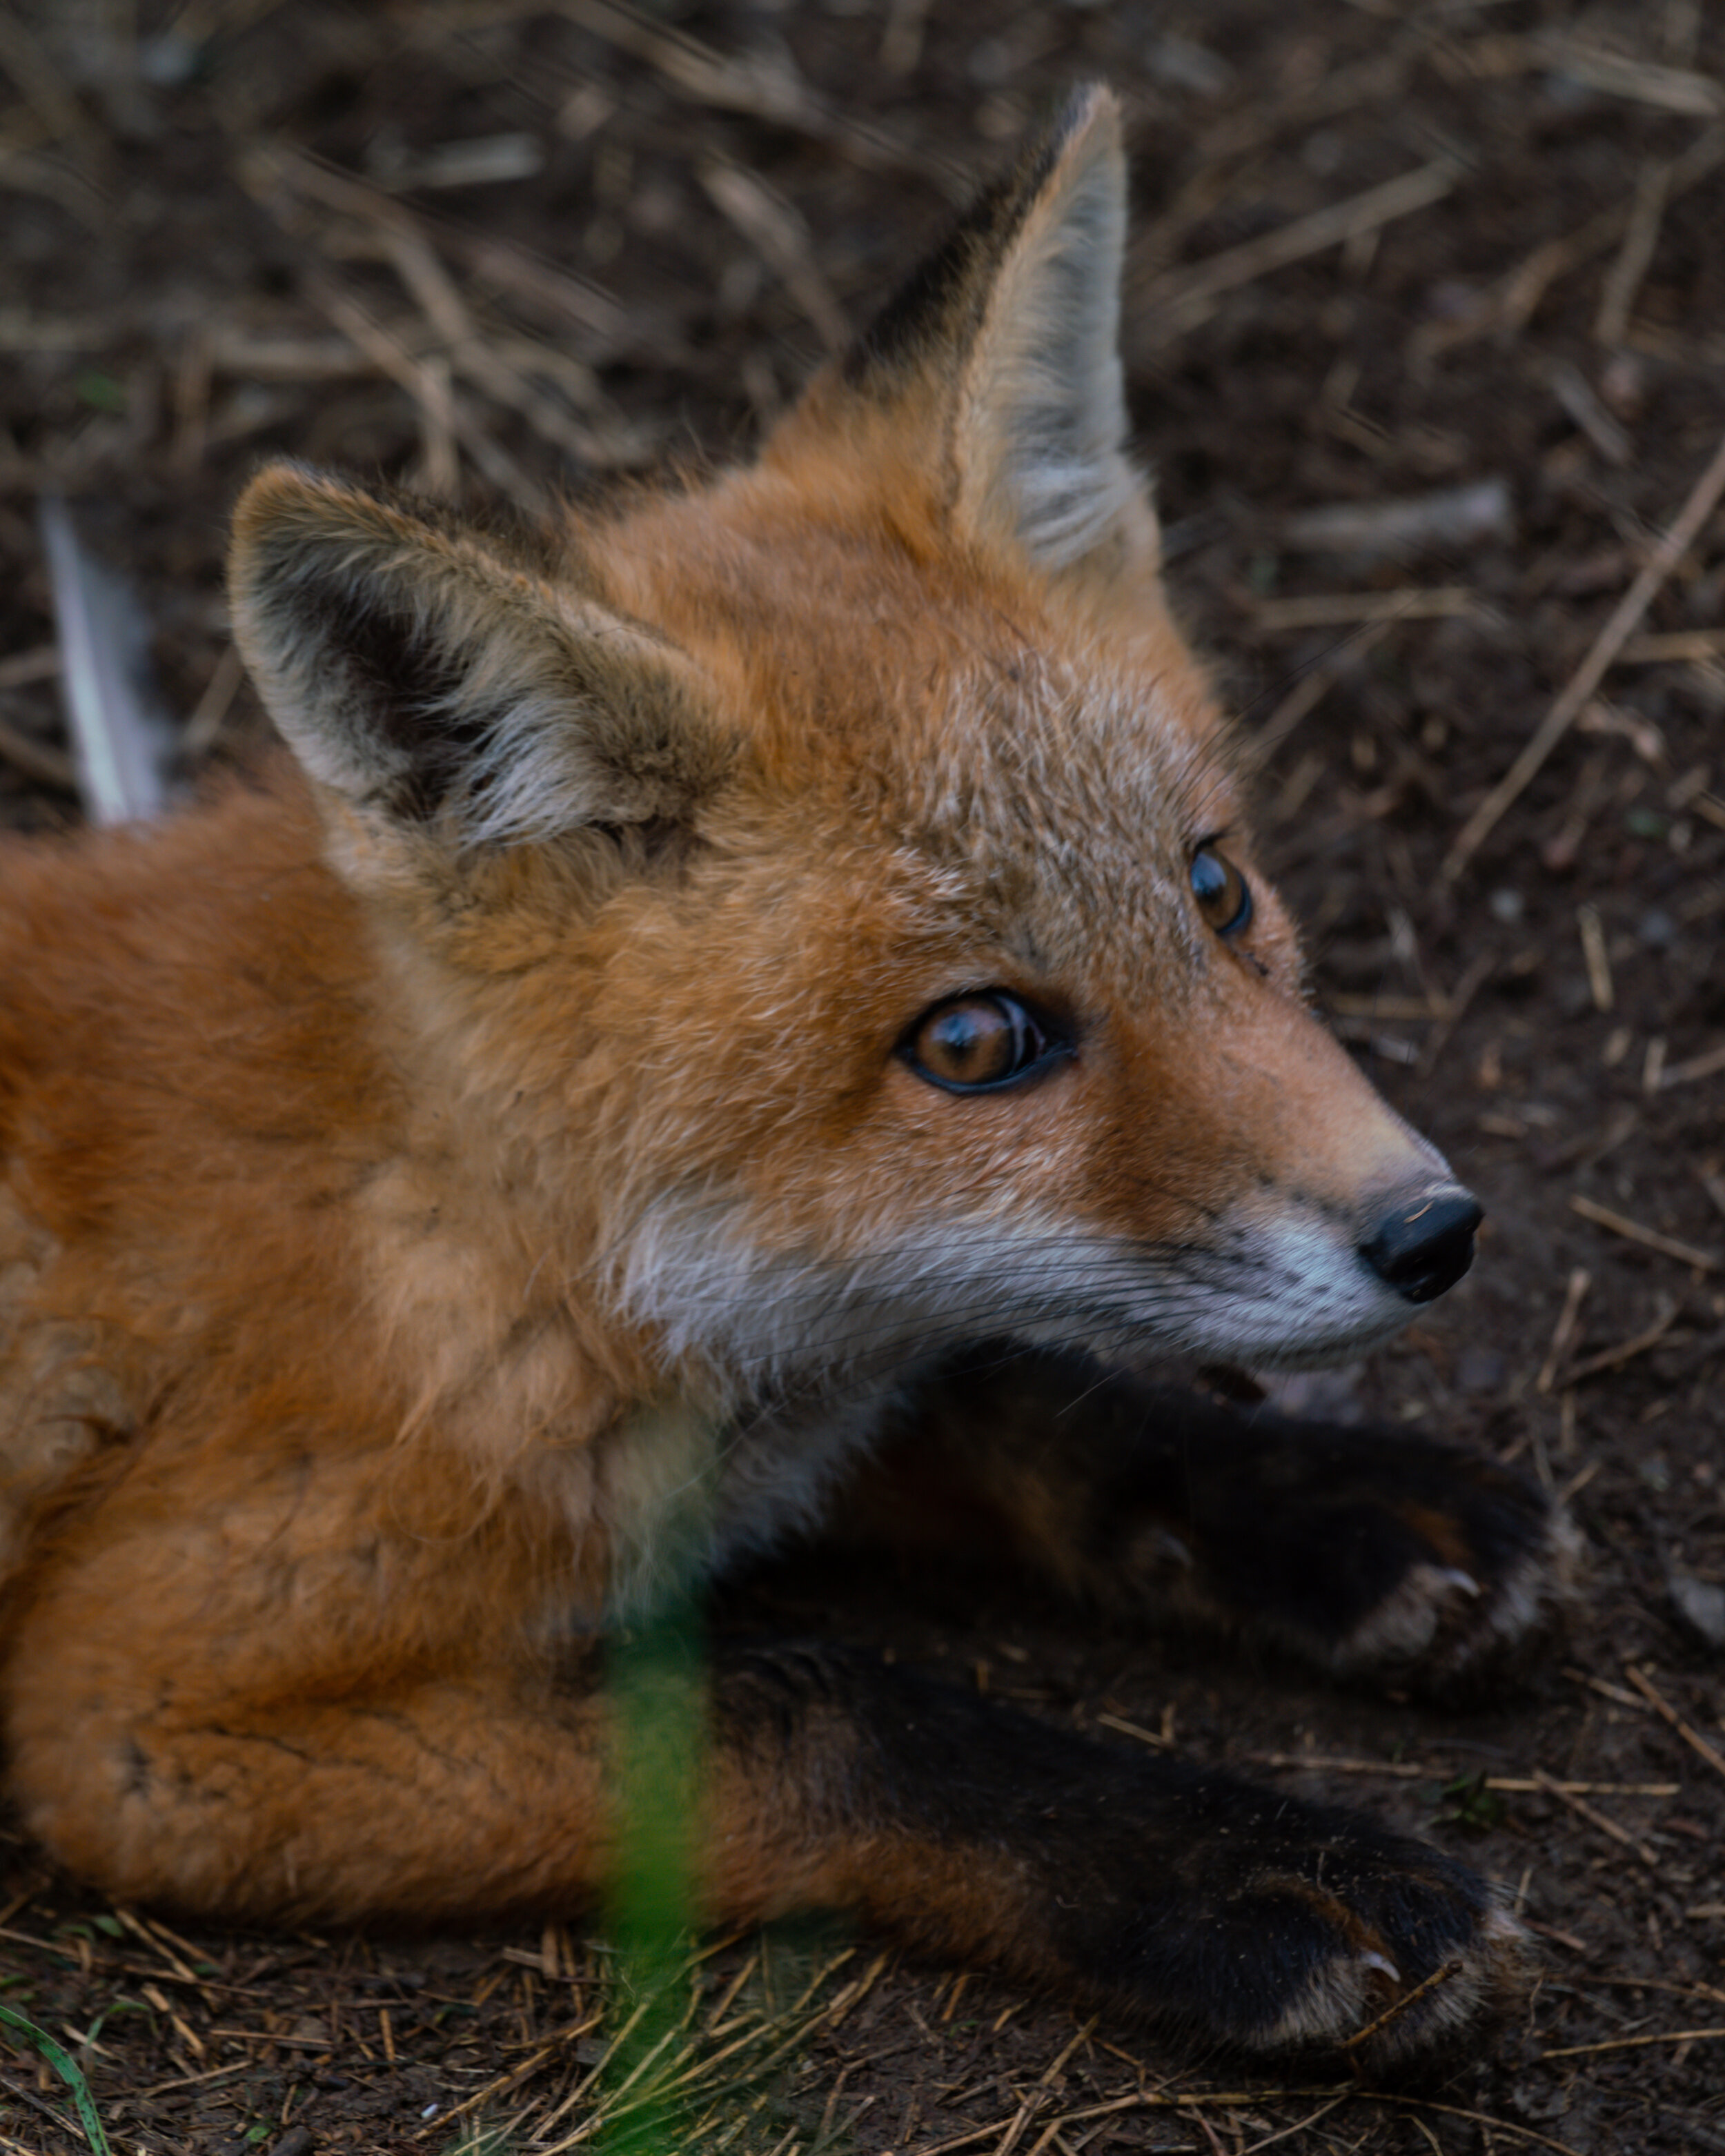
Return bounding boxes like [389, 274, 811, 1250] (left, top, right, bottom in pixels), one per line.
[0, 90, 1567, 2065]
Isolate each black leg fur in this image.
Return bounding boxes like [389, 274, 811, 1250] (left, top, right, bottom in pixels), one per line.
[846, 1349, 1577, 1697]
[713, 1641, 1528, 2072]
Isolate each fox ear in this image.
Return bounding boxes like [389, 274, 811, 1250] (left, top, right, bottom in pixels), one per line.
[228, 465, 729, 850]
[827, 84, 1150, 578]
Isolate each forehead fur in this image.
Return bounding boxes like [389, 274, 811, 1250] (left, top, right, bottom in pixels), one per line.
[586, 471, 1239, 978]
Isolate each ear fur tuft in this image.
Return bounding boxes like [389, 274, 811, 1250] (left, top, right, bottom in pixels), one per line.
[228, 466, 730, 851]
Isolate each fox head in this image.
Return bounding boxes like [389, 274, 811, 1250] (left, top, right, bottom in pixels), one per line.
[228, 88, 1477, 1447]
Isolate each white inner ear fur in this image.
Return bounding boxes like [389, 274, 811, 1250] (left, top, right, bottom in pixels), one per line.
[235, 503, 716, 851]
[955, 110, 1138, 573]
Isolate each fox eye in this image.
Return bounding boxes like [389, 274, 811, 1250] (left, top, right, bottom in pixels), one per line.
[901, 991, 1067, 1094]
[1191, 845, 1253, 939]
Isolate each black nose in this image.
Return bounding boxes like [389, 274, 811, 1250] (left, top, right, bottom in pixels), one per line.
[1359, 1189, 1482, 1304]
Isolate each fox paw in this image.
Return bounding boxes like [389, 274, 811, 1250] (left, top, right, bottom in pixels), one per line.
[1061, 1774, 1531, 2069]
[1317, 1472, 1581, 1694]
[1223, 1865, 1529, 2072]
[1118, 1405, 1580, 1697]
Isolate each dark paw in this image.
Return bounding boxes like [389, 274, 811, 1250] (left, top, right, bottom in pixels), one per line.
[1098, 1391, 1580, 1696]
[1059, 1767, 1531, 2069]
[750, 1645, 1529, 2075]
[1230, 1428, 1579, 1697]
[1313, 1459, 1581, 1697]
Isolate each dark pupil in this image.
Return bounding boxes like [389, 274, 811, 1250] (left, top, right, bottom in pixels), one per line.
[929, 1001, 1011, 1082]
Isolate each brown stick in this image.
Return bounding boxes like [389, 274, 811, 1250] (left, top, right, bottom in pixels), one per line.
[1532, 1769, 1656, 1866]
[1442, 424, 1725, 884]
[1541, 2027, 1725, 2061]
[1622, 1663, 1725, 1786]
[1568, 1193, 1719, 1272]
[1139, 161, 1459, 337]
[1558, 1297, 1679, 1384]
[1537, 1266, 1591, 1393]
[1339, 1958, 1463, 2057]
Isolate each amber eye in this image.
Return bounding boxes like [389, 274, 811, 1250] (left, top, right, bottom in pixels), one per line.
[1191, 845, 1253, 938]
[900, 991, 1069, 1094]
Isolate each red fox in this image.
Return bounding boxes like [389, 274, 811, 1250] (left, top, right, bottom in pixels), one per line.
[0, 87, 1569, 2068]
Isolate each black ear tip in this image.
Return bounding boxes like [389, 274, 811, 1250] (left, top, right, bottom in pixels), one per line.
[841, 81, 1125, 395]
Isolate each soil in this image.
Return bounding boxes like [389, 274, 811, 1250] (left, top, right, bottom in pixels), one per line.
[0, 2, 1722, 2151]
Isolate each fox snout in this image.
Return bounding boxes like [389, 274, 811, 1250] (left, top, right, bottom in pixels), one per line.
[1359, 1187, 1482, 1307]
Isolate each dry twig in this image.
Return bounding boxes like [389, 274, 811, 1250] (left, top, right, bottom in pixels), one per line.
[1537, 1267, 1591, 1393]
[1558, 1298, 1679, 1385]
[1568, 1194, 1719, 1272]
[1595, 158, 1670, 344]
[1248, 586, 1477, 633]
[1532, 1770, 1655, 1867]
[1339, 1959, 1462, 2059]
[1137, 159, 1460, 339]
[1622, 1664, 1725, 1786]
[699, 163, 850, 355]
[1541, 2027, 1725, 2061]
[1662, 1040, 1725, 1089]
[1443, 424, 1725, 882]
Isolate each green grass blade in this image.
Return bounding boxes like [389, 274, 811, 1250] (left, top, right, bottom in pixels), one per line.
[0, 1998, 114, 2155]
[600, 1606, 706, 2154]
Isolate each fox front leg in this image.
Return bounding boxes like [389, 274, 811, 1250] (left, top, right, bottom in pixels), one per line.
[689, 1642, 1529, 2072]
[12, 1646, 1525, 2070]
[842, 1349, 1575, 1694]
[5, 1482, 1522, 2068]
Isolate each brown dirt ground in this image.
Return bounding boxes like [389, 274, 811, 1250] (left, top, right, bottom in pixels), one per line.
[1, 2, 1722, 2150]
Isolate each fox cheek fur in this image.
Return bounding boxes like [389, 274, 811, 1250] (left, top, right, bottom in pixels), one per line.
[0, 84, 1565, 2070]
